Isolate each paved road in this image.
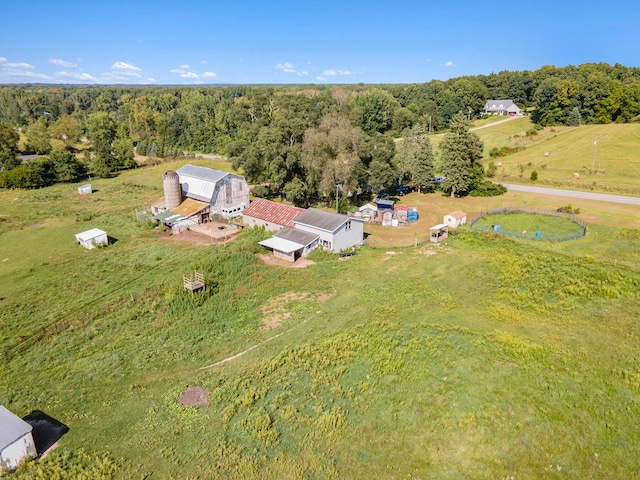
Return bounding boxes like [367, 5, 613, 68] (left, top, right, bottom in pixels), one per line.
[501, 183, 640, 206]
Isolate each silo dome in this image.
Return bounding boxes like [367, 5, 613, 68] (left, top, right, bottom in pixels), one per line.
[163, 170, 182, 210]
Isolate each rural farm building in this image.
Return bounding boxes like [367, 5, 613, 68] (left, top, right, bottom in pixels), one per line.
[293, 208, 364, 253]
[77, 183, 91, 195]
[177, 164, 249, 217]
[0, 406, 36, 472]
[482, 99, 521, 116]
[429, 224, 449, 243]
[75, 228, 108, 249]
[444, 210, 467, 228]
[259, 227, 319, 262]
[242, 198, 305, 231]
[153, 165, 249, 219]
[358, 203, 378, 222]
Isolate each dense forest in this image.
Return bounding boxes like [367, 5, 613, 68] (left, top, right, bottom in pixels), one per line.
[0, 62, 638, 199]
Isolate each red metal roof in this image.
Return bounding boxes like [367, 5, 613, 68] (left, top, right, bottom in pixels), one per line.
[449, 210, 467, 219]
[243, 198, 305, 227]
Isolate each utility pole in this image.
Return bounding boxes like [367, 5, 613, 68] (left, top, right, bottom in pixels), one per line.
[335, 182, 340, 213]
[428, 115, 432, 135]
[591, 138, 598, 173]
[468, 107, 472, 122]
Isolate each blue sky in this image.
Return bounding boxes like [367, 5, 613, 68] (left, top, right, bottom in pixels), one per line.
[1, 0, 638, 85]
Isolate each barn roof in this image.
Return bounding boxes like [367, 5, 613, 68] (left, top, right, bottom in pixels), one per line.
[176, 164, 229, 184]
[0, 406, 32, 448]
[170, 199, 209, 218]
[294, 208, 363, 233]
[176, 164, 232, 203]
[243, 198, 304, 227]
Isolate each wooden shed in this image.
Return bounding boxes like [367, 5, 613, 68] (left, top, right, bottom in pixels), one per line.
[444, 210, 467, 228]
[75, 228, 108, 249]
[0, 406, 36, 472]
[429, 224, 449, 243]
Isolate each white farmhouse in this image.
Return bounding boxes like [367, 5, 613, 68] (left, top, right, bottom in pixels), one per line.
[0, 406, 36, 472]
[75, 228, 108, 249]
[482, 100, 521, 116]
[293, 208, 364, 253]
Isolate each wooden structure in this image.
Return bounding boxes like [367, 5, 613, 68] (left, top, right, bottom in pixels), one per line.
[429, 224, 449, 243]
[183, 271, 205, 294]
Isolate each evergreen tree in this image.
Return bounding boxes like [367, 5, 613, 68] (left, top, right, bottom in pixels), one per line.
[412, 140, 435, 193]
[566, 107, 582, 126]
[440, 113, 483, 197]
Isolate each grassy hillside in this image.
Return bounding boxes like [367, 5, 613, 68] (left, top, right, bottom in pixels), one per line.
[2, 165, 640, 479]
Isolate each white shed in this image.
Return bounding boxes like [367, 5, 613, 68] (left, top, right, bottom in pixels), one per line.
[77, 184, 92, 195]
[444, 210, 467, 228]
[75, 228, 108, 250]
[0, 406, 36, 472]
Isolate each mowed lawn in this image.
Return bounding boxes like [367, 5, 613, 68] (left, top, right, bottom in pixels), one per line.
[2, 163, 640, 479]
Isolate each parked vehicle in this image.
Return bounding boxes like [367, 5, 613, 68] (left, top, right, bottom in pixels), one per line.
[396, 185, 415, 196]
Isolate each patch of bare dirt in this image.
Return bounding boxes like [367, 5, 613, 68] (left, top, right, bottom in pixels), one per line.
[177, 386, 209, 406]
[261, 290, 335, 329]
[153, 228, 215, 246]
[259, 254, 314, 268]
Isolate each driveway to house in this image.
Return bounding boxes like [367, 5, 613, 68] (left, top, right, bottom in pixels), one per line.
[500, 183, 640, 206]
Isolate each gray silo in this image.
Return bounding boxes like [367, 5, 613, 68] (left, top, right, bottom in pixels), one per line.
[163, 170, 182, 209]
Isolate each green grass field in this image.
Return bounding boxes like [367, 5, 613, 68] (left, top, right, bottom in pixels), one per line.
[2, 161, 640, 479]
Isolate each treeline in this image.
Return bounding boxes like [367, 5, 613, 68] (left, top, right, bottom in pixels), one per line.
[0, 62, 638, 196]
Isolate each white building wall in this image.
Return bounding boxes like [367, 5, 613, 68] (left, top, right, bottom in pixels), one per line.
[242, 216, 282, 232]
[211, 175, 250, 216]
[0, 433, 36, 471]
[294, 221, 363, 253]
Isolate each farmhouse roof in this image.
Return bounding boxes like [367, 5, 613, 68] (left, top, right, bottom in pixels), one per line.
[274, 227, 319, 246]
[484, 99, 517, 110]
[243, 198, 305, 227]
[75, 228, 106, 242]
[0, 406, 32, 448]
[448, 210, 467, 219]
[294, 208, 363, 233]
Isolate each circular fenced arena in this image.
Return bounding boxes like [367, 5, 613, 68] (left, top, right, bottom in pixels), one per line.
[470, 207, 587, 242]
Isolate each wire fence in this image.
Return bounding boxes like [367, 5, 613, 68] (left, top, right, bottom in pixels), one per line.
[469, 207, 587, 242]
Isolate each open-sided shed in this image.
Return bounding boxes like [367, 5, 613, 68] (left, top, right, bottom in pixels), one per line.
[429, 223, 449, 243]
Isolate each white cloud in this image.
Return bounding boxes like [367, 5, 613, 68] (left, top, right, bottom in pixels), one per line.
[276, 62, 294, 70]
[283, 68, 295, 73]
[170, 68, 187, 74]
[180, 72, 200, 79]
[322, 69, 352, 76]
[54, 71, 98, 82]
[178, 64, 191, 69]
[442, 61, 456, 67]
[6, 62, 34, 69]
[49, 58, 77, 68]
[111, 61, 142, 72]
[0, 57, 6, 63]
[201, 60, 208, 64]
[323, 69, 337, 76]
[201, 72, 217, 78]
[316, 76, 327, 81]
[298, 71, 309, 76]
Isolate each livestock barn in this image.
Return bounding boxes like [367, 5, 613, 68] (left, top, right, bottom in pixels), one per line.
[0, 406, 36, 472]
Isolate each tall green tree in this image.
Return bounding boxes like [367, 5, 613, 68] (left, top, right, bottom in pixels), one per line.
[0, 122, 20, 153]
[87, 112, 117, 157]
[24, 117, 52, 154]
[440, 113, 483, 197]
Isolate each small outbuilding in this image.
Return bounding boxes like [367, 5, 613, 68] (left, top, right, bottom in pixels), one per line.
[259, 227, 319, 262]
[374, 198, 395, 211]
[444, 210, 467, 228]
[429, 224, 449, 243]
[358, 203, 378, 222]
[0, 406, 37, 472]
[75, 228, 108, 250]
[77, 184, 92, 195]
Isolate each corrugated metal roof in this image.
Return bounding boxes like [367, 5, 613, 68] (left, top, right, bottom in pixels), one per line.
[170, 199, 209, 217]
[274, 227, 318, 246]
[259, 237, 306, 254]
[293, 208, 359, 233]
[176, 164, 229, 184]
[0, 406, 32, 448]
[358, 203, 378, 212]
[75, 228, 106, 242]
[153, 211, 184, 224]
[375, 199, 395, 207]
[430, 223, 449, 230]
[242, 198, 304, 227]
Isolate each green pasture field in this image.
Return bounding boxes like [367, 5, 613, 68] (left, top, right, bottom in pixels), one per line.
[471, 212, 584, 236]
[2, 163, 640, 478]
[487, 123, 640, 196]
